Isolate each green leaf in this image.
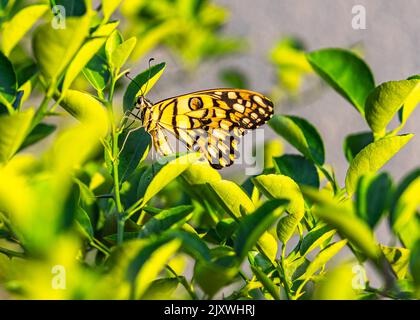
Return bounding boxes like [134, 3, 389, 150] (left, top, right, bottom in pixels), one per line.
[62, 21, 119, 93]
[0, 108, 34, 163]
[125, 238, 182, 299]
[0, 51, 17, 109]
[16, 62, 38, 88]
[194, 260, 237, 297]
[219, 68, 248, 89]
[343, 131, 374, 162]
[274, 154, 319, 188]
[1, 4, 48, 56]
[269, 115, 325, 165]
[234, 199, 288, 262]
[139, 153, 200, 205]
[365, 79, 420, 137]
[207, 180, 255, 218]
[345, 134, 413, 195]
[380, 245, 410, 279]
[82, 46, 110, 91]
[19, 123, 56, 151]
[390, 169, 420, 237]
[166, 230, 211, 262]
[299, 225, 336, 257]
[298, 239, 347, 280]
[277, 215, 299, 244]
[105, 30, 123, 62]
[122, 62, 166, 112]
[313, 263, 358, 300]
[102, 0, 123, 21]
[140, 277, 179, 300]
[138, 205, 194, 238]
[250, 265, 280, 300]
[252, 174, 305, 220]
[75, 207, 94, 240]
[110, 37, 137, 72]
[356, 172, 392, 228]
[32, 15, 90, 86]
[312, 202, 380, 260]
[54, 0, 88, 16]
[306, 48, 375, 114]
[410, 240, 420, 287]
[59, 89, 108, 136]
[117, 128, 151, 183]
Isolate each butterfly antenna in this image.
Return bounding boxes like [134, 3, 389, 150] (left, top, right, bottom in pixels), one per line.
[142, 58, 155, 97]
[125, 72, 144, 95]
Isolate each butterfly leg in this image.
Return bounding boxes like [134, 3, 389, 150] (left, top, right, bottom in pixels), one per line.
[117, 125, 144, 157]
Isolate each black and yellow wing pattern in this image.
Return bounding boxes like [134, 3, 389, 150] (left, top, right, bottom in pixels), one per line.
[141, 89, 274, 169]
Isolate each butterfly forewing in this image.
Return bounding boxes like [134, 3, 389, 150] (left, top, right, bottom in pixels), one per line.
[143, 89, 274, 169]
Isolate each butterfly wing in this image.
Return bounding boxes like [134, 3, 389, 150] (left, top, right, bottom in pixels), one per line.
[148, 89, 274, 169]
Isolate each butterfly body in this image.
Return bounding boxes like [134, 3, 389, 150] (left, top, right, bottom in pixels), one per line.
[134, 89, 274, 169]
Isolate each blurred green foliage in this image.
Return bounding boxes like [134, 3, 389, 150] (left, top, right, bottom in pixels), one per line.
[0, 0, 419, 301]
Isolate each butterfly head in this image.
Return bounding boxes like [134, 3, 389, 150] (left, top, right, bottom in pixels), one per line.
[136, 95, 153, 109]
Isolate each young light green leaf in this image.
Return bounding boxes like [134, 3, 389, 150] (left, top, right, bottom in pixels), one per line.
[0, 51, 17, 109]
[123, 62, 166, 112]
[312, 202, 380, 260]
[380, 245, 410, 279]
[59, 89, 109, 136]
[313, 263, 358, 300]
[1, 4, 48, 56]
[252, 174, 305, 220]
[110, 37, 137, 72]
[269, 115, 325, 165]
[234, 199, 288, 261]
[105, 30, 123, 62]
[306, 48, 375, 115]
[32, 16, 90, 86]
[343, 131, 374, 162]
[345, 134, 413, 195]
[297, 239, 347, 280]
[390, 169, 420, 234]
[125, 238, 182, 299]
[139, 153, 200, 205]
[356, 172, 392, 228]
[0, 108, 34, 163]
[365, 79, 420, 137]
[258, 232, 278, 263]
[277, 215, 299, 244]
[102, 0, 123, 22]
[299, 225, 336, 257]
[62, 21, 119, 93]
[207, 180, 255, 218]
[274, 154, 320, 188]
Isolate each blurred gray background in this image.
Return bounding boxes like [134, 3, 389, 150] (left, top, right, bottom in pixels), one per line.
[148, 0, 420, 185]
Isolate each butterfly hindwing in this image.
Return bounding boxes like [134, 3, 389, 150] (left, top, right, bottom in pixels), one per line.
[145, 89, 274, 169]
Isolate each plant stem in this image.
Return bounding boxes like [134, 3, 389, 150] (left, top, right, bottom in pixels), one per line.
[166, 265, 199, 300]
[279, 244, 292, 300]
[0, 247, 25, 259]
[107, 75, 125, 245]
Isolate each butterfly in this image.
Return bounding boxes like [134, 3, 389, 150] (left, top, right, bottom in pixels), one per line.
[131, 89, 274, 169]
